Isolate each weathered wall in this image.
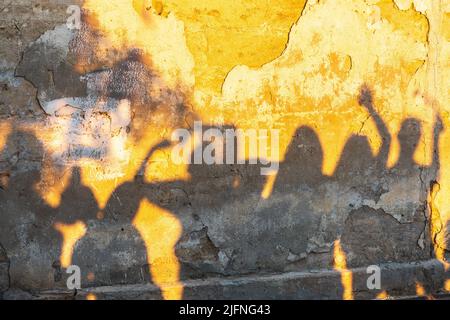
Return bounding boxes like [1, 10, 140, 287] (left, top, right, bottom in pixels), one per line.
[0, 0, 449, 300]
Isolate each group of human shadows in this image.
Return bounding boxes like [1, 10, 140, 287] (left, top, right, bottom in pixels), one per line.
[0, 86, 446, 298]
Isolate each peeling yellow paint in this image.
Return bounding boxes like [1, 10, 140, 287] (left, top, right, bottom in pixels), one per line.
[381, 0, 429, 42]
[160, 0, 308, 94]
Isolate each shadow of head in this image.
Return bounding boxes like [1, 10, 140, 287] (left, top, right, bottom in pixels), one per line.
[398, 118, 422, 163]
[276, 126, 324, 186]
[285, 126, 323, 166]
[335, 134, 375, 178]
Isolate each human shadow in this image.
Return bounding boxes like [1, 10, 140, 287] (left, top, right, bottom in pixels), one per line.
[263, 84, 444, 298]
[66, 24, 196, 293]
[83, 141, 168, 298]
[54, 166, 98, 226]
[273, 126, 326, 191]
[103, 125, 269, 296]
[172, 128, 268, 276]
[258, 126, 328, 270]
[0, 127, 64, 289]
[3, 78, 446, 299]
[264, 86, 394, 260]
[53, 166, 99, 277]
[334, 85, 391, 187]
[337, 86, 443, 271]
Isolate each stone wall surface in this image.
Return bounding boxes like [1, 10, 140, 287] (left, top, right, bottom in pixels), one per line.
[0, 0, 449, 300]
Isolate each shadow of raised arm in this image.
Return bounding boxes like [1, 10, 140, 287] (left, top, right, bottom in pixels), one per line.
[134, 139, 172, 182]
[358, 84, 391, 166]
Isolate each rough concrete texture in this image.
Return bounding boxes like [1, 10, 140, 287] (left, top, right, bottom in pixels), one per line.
[4, 260, 449, 300]
[0, 0, 449, 300]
